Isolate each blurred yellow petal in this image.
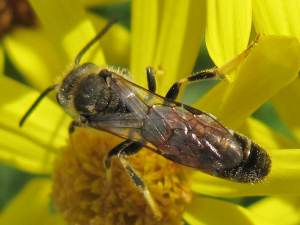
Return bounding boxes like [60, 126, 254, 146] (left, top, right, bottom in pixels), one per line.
[241, 118, 298, 149]
[253, 0, 300, 39]
[152, 0, 206, 94]
[0, 47, 4, 72]
[184, 195, 269, 225]
[252, 0, 300, 146]
[0, 179, 66, 225]
[87, 13, 130, 67]
[130, 0, 158, 87]
[272, 79, 300, 143]
[205, 0, 252, 69]
[253, 0, 300, 146]
[4, 28, 65, 90]
[196, 36, 300, 128]
[29, 0, 105, 65]
[191, 149, 300, 197]
[0, 76, 70, 174]
[249, 197, 300, 225]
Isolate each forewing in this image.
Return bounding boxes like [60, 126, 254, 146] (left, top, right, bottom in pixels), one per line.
[143, 105, 242, 172]
[89, 74, 167, 142]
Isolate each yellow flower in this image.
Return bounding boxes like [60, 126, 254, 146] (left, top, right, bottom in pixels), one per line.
[1, 0, 300, 225]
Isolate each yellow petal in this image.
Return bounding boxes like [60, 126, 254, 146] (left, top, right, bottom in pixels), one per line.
[191, 149, 300, 197]
[272, 79, 300, 143]
[0, 76, 70, 174]
[241, 118, 298, 149]
[29, 0, 105, 65]
[196, 36, 300, 129]
[4, 28, 65, 90]
[0, 46, 4, 72]
[249, 197, 300, 225]
[130, 0, 158, 87]
[87, 13, 130, 67]
[252, 0, 300, 146]
[253, 0, 300, 39]
[0, 179, 66, 225]
[205, 0, 252, 67]
[152, 0, 206, 94]
[184, 195, 270, 225]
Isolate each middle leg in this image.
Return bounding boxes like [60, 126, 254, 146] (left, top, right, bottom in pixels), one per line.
[146, 66, 156, 93]
[103, 139, 142, 182]
[103, 139, 161, 218]
[118, 152, 162, 219]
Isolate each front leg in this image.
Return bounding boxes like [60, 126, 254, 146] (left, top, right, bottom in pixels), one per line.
[69, 116, 88, 134]
[69, 120, 82, 134]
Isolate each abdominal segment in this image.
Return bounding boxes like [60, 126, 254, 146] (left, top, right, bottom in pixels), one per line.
[141, 105, 244, 174]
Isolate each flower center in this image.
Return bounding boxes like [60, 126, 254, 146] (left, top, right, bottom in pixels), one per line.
[52, 128, 192, 225]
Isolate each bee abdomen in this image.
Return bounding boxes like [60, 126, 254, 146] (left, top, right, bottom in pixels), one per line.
[219, 134, 271, 183]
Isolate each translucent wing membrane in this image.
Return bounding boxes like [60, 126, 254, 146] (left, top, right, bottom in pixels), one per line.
[89, 73, 244, 174]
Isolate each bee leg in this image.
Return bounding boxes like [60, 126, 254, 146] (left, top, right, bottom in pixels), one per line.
[165, 70, 218, 101]
[68, 120, 81, 134]
[118, 152, 162, 219]
[103, 140, 161, 218]
[103, 140, 142, 183]
[146, 66, 156, 93]
[165, 39, 258, 101]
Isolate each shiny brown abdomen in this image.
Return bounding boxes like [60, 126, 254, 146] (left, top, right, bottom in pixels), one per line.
[141, 105, 244, 174]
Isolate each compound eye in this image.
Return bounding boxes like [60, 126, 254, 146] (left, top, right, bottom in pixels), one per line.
[56, 91, 67, 107]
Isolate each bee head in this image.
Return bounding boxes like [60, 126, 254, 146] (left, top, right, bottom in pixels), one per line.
[57, 64, 113, 117]
[19, 20, 118, 127]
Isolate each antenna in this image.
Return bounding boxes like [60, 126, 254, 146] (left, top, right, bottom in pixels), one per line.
[19, 84, 58, 127]
[74, 18, 118, 65]
[19, 19, 118, 127]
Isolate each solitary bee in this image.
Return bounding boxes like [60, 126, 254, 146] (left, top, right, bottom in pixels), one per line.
[20, 20, 271, 217]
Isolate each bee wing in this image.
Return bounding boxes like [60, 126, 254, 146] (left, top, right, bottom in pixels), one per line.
[88, 112, 144, 142]
[89, 74, 157, 142]
[90, 74, 172, 144]
[111, 74, 231, 135]
[92, 73, 241, 172]
[110, 75, 150, 119]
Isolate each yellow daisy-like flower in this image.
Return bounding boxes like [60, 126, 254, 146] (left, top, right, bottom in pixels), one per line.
[1, 0, 300, 225]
